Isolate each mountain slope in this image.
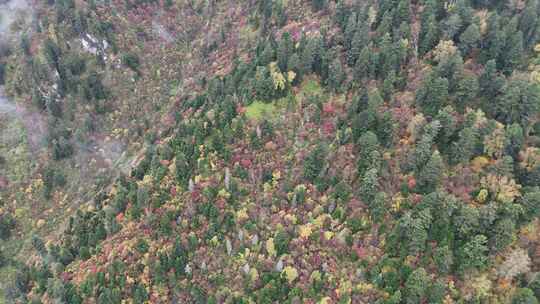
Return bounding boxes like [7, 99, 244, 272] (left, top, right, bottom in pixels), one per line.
[1, 0, 540, 303]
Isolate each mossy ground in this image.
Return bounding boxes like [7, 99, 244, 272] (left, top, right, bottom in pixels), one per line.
[245, 78, 323, 121]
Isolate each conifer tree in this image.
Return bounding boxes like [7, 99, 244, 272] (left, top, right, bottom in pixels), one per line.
[382, 70, 396, 101]
[311, 0, 326, 11]
[512, 288, 539, 304]
[450, 126, 480, 164]
[455, 0, 474, 28]
[500, 27, 524, 75]
[435, 106, 458, 149]
[415, 74, 449, 116]
[404, 268, 430, 304]
[348, 23, 368, 66]
[303, 144, 327, 183]
[300, 37, 316, 75]
[433, 245, 453, 274]
[357, 131, 380, 176]
[344, 13, 357, 50]
[259, 41, 275, 67]
[377, 11, 393, 39]
[419, 14, 439, 56]
[455, 72, 479, 110]
[413, 121, 441, 171]
[482, 13, 505, 63]
[519, 0, 539, 48]
[327, 57, 345, 92]
[379, 33, 399, 77]
[442, 12, 463, 40]
[490, 218, 515, 253]
[396, 0, 411, 26]
[494, 78, 540, 128]
[459, 23, 480, 56]
[360, 168, 379, 203]
[416, 150, 444, 193]
[479, 59, 505, 100]
[287, 53, 301, 84]
[354, 46, 371, 81]
[371, 192, 388, 223]
[348, 87, 369, 118]
[376, 110, 395, 148]
[334, 0, 349, 30]
[277, 32, 293, 72]
[457, 235, 489, 271]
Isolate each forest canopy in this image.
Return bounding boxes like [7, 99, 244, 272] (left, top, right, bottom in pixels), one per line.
[0, 0, 539, 303]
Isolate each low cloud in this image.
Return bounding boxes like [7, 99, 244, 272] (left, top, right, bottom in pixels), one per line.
[0, 95, 17, 115]
[0, 0, 30, 38]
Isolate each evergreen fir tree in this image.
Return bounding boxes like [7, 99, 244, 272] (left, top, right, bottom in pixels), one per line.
[455, 72, 479, 110]
[300, 37, 316, 75]
[416, 150, 444, 193]
[354, 46, 371, 81]
[459, 23, 481, 56]
[396, 0, 411, 26]
[404, 268, 430, 304]
[415, 74, 449, 116]
[419, 14, 439, 56]
[479, 59, 505, 100]
[500, 27, 524, 75]
[344, 13, 357, 50]
[327, 57, 345, 92]
[277, 32, 293, 72]
[482, 13, 505, 63]
[311, 0, 326, 11]
[334, 0, 349, 30]
[259, 41, 275, 67]
[360, 168, 379, 203]
[519, 0, 539, 48]
[357, 131, 380, 176]
[348, 23, 368, 66]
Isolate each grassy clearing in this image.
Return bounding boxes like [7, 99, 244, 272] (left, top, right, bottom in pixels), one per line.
[300, 78, 323, 97]
[245, 101, 277, 120]
[245, 79, 323, 121]
[0, 119, 32, 183]
[169, 79, 180, 97]
[245, 93, 298, 121]
[0, 265, 17, 303]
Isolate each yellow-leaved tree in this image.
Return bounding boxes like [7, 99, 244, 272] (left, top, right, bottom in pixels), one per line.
[269, 62, 286, 91]
[480, 174, 521, 204]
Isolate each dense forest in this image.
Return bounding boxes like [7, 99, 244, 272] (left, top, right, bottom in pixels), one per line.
[0, 0, 540, 303]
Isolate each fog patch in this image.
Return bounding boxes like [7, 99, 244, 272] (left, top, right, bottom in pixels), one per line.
[0, 0, 130, 191]
[0, 95, 16, 115]
[0, 88, 47, 152]
[72, 133, 129, 183]
[0, 0, 31, 39]
[152, 20, 174, 43]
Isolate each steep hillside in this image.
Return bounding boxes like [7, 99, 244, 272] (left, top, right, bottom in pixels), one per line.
[1, 0, 540, 303]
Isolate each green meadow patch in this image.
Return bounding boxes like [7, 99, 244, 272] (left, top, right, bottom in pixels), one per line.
[245, 101, 277, 120]
[245, 93, 297, 121]
[300, 79, 323, 97]
[244, 79, 323, 121]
